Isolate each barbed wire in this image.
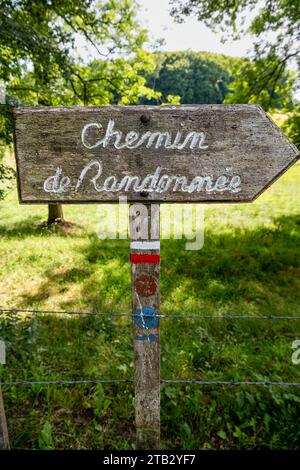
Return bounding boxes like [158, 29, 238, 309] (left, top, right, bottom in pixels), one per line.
[1, 308, 300, 320]
[0, 378, 300, 387]
[162, 380, 300, 387]
[2, 368, 299, 388]
[0, 379, 131, 386]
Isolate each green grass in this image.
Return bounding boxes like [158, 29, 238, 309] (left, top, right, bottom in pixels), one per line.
[0, 163, 300, 449]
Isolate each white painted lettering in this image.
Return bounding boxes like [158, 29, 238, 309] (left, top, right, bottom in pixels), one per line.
[81, 119, 208, 151]
[44, 160, 242, 196]
[43, 167, 70, 193]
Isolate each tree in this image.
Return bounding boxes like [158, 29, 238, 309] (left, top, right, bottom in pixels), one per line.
[170, 1, 300, 110]
[8, 50, 159, 107]
[141, 49, 294, 109]
[224, 55, 296, 111]
[141, 51, 238, 105]
[281, 106, 300, 149]
[0, 0, 157, 222]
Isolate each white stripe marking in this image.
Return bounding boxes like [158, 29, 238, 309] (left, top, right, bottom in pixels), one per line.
[130, 241, 160, 250]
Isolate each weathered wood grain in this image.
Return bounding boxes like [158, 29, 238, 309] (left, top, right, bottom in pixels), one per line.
[13, 105, 299, 204]
[130, 204, 160, 449]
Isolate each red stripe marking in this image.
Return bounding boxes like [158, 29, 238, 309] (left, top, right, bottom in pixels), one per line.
[130, 254, 160, 264]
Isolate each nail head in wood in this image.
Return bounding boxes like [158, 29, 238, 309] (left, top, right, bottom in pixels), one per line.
[140, 113, 150, 124]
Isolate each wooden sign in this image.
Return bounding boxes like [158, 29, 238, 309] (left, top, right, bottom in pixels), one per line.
[13, 105, 299, 203]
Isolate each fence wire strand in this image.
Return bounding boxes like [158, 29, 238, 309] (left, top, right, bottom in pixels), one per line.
[0, 379, 300, 387]
[1, 307, 300, 320]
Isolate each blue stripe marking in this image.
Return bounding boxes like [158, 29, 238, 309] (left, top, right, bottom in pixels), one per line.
[135, 334, 158, 342]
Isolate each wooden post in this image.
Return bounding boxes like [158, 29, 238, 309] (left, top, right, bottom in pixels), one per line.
[130, 203, 160, 450]
[0, 387, 9, 449]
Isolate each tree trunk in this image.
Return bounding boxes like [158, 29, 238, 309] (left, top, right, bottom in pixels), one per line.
[47, 203, 64, 225]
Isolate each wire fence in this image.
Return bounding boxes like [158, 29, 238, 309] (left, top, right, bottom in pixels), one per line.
[1, 306, 300, 388]
[1, 379, 300, 387]
[1, 307, 300, 320]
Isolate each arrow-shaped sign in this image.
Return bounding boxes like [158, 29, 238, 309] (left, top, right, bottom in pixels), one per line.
[13, 105, 299, 203]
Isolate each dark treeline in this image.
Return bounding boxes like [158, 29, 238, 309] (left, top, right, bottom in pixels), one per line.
[140, 51, 240, 105]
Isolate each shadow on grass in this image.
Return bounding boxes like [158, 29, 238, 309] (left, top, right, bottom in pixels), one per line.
[17, 213, 300, 315]
[0, 216, 83, 238]
[0, 216, 46, 237]
[19, 233, 131, 311]
[160, 213, 300, 314]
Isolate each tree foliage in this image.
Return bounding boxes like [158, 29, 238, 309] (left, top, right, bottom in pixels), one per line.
[0, 0, 148, 89]
[280, 106, 300, 149]
[224, 54, 296, 110]
[170, 1, 300, 147]
[142, 51, 241, 105]
[170, 0, 299, 66]
[0, 0, 160, 200]
[7, 50, 159, 107]
[0, 92, 17, 198]
[170, 1, 300, 105]
[0, 0, 160, 105]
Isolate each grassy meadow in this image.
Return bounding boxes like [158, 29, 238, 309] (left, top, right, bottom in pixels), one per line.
[0, 161, 300, 449]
